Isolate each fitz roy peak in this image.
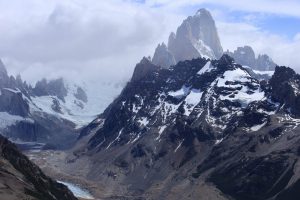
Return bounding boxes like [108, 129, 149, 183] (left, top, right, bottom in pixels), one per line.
[152, 8, 223, 68]
[152, 9, 276, 73]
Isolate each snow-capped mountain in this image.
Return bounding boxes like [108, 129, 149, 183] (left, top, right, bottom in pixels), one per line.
[71, 54, 300, 200]
[31, 78, 95, 128]
[0, 60, 97, 147]
[152, 8, 223, 68]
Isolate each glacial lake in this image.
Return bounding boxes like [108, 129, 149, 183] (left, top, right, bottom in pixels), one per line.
[58, 180, 94, 199]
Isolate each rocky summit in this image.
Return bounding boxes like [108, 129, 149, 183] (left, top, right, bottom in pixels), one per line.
[152, 9, 223, 68]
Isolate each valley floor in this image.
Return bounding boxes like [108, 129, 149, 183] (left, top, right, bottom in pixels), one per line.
[25, 150, 102, 200]
[24, 149, 229, 200]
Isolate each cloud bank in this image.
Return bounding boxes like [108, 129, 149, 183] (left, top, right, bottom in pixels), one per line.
[0, 0, 299, 86]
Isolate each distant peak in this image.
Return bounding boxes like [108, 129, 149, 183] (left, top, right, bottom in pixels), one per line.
[140, 56, 151, 64]
[0, 59, 8, 75]
[157, 42, 167, 49]
[195, 8, 212, 17]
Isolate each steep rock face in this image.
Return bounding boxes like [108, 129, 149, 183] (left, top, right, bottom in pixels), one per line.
[256, 54, 276, 70]
[33, 78, 68, 101]
[0, 135, 77, 200]
[131, 57, 160, 82]
[225, 46, 277, 71]
[168, 8, 223, 62]
[152, 43, 176, 68]
[269, 66, 300, 116]
[152, 8, 223, 68]
[0, 88, 29, 117]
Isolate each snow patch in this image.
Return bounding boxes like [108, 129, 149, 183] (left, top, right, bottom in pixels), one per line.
[168, 86, 190, 99]
[183, 89, 203, 116]
[138, 117, 149, 126]
[197, 61, 213, 75]
[250, 122, 267, 132]
[174, 139, 184, 153]
[155, 125, 167, 140]
[215, 138, 224, 145]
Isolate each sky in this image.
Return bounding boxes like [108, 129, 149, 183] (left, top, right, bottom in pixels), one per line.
[0, 0, 300, 86]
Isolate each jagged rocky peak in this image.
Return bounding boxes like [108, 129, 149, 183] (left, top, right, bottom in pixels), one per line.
[269, 66, 300, 116]
[169, 8, 223, 61]
[152, 8, 223, 68]
[0, 88, 29, 117]
[233, 46, 256, 66]
[152, 43, 176, 68]
[226, 45, 277, 71]
[131, 57, 160, 82]
[33, 77, 88, 104]
[256, 53, 276, 70]
[33, 78, 68, 101]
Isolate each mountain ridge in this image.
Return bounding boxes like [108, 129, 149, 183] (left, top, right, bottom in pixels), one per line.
[68, 53, 300, 199]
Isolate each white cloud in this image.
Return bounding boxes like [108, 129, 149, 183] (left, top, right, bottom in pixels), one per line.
[0, 0, 300, 89]
[0, 0, 183, 84]
[145, 0, 300, 18]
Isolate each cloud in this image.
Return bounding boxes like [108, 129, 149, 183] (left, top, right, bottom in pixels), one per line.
[144, 0, 300, 18]
[0, 0, 300, 88]
[0, 0, 183, 84]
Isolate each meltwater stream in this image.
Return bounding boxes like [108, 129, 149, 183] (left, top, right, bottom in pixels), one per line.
[58, 181, 94, 199]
